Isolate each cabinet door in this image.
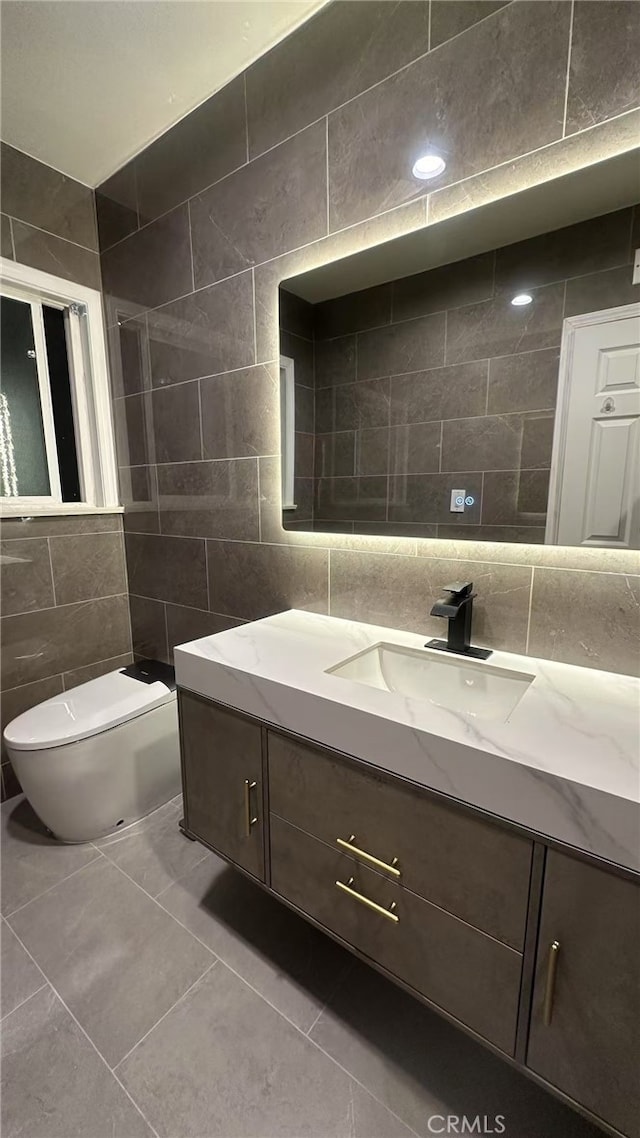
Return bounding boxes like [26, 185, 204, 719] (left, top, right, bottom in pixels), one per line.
[527, 850, 640, 1137]
[179, 692, 264, 881]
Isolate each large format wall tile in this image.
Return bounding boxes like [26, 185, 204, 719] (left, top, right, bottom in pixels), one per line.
[110, 316, 151, 398]
[441, 415, 527, 473]
[129, 594, 169, 662]
[125, 533, 208, 609]
[113, 393, 155, 468]
[528, 569, 640, 675]
[314, 283, 392, 339]
[1, 595, 131, 689]
[0, 142, 97, 250]
[316, 379, 390, 434]
[165, 604, 243, 659]
[564, 264, 640, 318]
[328, 1, 571, 229]
[135, 76, 247, 225]
[48, 532, 127, 605]
[430, 0, 509, 49]
[487, 349, 559, 415]
[445, 282, 564, 364]
[1, 213, 13, 258]
[11, 221, 101, 290]
[200, 364, 279, 459]
[331, 550, 532, 650]
[392, 252, 494, 321]
[157, 458, 260, 541]
[190, 123, 327, 288]
[151, 382, 202, 464]
[245, 0, 430, 158]
[389, 361, 488, 424]
[357, 313, 446, 380]
[0, 538, 54, 616]
[314, 336, 357, 388]
[120, 466, 160, 534]
[1, 676, 63, 761]
[95, 161, 139, 249]
[101, 205, 192, 310]
[207, 540, 328, 621]
[494, 209, 633, 293]
[388, 472, 483, 526]
[148, 272, 255, 386]
[566, 1, 640, 134]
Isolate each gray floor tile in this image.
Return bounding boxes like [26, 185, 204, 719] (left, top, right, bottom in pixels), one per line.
[118, 961, 390, 1138]
[8, 858, 214, 1066]
[1, 986, 153, 1138]
[1, 796, 101, 916]
[1, 919, 44, 1018]
[96, 799, 210, 897]
[157, 851, 351, 1031]
[350, 1083, 418, 1137]
[310, 961, 602, 1138]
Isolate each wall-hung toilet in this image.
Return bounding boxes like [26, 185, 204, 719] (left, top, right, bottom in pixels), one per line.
[3, 661, 181, 843]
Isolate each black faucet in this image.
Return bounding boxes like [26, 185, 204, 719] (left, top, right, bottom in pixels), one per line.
[425, 581, 492, 660]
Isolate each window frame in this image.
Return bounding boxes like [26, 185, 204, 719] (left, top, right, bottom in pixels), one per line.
[0, 257, 121, 516]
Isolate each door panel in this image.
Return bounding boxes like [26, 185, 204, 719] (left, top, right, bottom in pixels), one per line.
[527, 849, 640, 1137]
[179, 692, 264, 881]
[553, 311, 640, 547]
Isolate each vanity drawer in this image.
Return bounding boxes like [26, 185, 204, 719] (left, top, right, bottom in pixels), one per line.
[268, 731, 532, 949]
[271, 814, 521, 1055]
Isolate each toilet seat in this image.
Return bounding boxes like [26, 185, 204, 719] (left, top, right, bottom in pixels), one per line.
[4, 667, 175, 751]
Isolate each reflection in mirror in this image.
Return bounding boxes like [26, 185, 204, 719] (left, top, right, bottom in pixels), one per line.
[279, 169, 640, 549]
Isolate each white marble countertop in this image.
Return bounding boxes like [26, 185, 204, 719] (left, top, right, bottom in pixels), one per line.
[175, 610, 640, 873]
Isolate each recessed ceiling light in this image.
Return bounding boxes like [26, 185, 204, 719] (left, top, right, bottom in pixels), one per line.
[511, 293, 533, 306]
[412, 154, 446, 180]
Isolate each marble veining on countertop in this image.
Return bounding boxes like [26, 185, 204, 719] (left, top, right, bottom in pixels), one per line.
[175, 610, 640, 873]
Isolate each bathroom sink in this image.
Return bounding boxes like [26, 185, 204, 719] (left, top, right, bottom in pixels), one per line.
[326, 642, 535, 722]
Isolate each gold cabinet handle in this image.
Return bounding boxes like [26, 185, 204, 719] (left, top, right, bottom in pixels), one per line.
[244, 779, 257, 838]
[543, 940, 561, 1026]
[335, 877, 399, 923]
[336, 835, 400, 878]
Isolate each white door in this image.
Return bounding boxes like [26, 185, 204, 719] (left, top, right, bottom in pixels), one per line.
[548, 304, 640, 548]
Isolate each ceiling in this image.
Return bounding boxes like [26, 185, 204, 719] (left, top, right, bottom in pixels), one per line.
[0, 0, 326, 187]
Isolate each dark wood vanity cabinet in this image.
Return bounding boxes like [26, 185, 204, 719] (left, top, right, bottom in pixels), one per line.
[527, 850, 640, 1138]
[179, 692, 265, 881]
[178, 690, 640, 1137]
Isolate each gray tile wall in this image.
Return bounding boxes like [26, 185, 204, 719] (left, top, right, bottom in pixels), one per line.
[0, 143, 101, 288]
[97, 0, 640, 679]
[311, 207, 638, 539]
[0, 515, 132, 800]
[1, 148, 132, 798]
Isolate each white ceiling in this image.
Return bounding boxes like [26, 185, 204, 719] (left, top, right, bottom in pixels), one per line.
[0, 0, 326, 187]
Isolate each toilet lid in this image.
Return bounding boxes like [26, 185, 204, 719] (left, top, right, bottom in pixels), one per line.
[3, 667, 176, 751]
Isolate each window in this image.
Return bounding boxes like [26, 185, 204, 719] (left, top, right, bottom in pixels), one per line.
[279, 354, 296, 511]
[0, 257, 119, 515]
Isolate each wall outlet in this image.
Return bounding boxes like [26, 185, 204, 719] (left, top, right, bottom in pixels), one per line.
[450, 489, 466, 513]
[633, 249, 640, 286]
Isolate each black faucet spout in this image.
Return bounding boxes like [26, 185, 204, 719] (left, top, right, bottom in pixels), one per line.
[425, 581, 492, 660]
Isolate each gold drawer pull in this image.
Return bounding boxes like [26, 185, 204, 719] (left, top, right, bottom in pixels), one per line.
[244, 779, 258, 838]
[543, 940, 561, 1026]
[336, 835, 400, 878]
[335, 877, 399, 923]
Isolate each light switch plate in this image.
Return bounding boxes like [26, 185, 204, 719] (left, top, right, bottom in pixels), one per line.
[633, 249, 640, 286]
[450, 489, 466, 513]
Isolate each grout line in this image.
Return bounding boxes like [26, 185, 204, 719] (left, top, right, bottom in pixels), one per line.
[46, 537, 57, 607]
[8, 215, 16, 260]
[196, 379, 205, 461]
[256, 458, 263, 543]
[113, 359, 279, 400]
[4, 925, 160, 1137]
[327, 548, 331, 614]
[561, 0, 575, 138]
[5, 213, 99, 256]
[325, 115, 330, 234]
[0, 981, 49, 1022]
[204, 541, 212, 612]
[251, 268, 258, 364]
[114, 960, 218, 1071]
[162, 601, 170, 662]
[427, 0, 432, 51]
[2, 590, 129, 621]
[187, 199, 196, 294]
[243, 73, 250, 164]
[561, 277, 568, 321]
[525, 566, 535, 655]
[4, 851, 104, 920]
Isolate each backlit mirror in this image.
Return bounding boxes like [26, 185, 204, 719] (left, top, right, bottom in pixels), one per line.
[279, 151, 640, 548]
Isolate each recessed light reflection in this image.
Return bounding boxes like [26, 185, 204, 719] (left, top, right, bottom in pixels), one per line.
[511, 293, 533, 306]
[412, 154, 446, 180]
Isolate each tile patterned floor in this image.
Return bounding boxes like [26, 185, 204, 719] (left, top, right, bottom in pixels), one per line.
[1, 795, 603, 1138]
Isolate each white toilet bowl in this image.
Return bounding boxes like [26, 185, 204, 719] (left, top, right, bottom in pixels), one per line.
[3, 662, 181, 843]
